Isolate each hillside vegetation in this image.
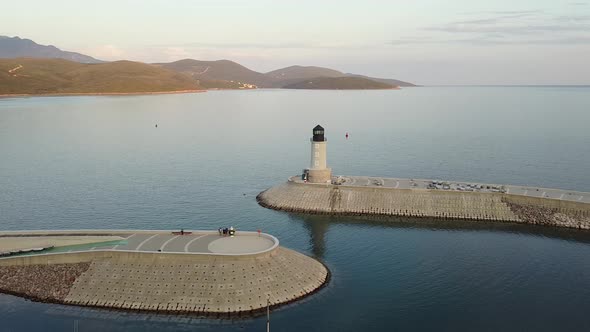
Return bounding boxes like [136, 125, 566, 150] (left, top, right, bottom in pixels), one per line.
[344, 74, 415, 87]
[1, 36, 416, 92]
[156, 59, 270, 88]
[265, 65, 415, 87]
[158, 60, 415, 89]
[282, 77, 395, 90]
[0, 58, 201, 95]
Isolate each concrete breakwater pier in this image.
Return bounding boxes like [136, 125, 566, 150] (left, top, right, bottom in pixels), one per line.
[258, 125, 590, 230]
[257, 176, 590, 230]
[0, 230, 329, 316]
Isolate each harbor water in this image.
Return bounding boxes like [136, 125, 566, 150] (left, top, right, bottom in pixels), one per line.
[1, 87, 590, 331]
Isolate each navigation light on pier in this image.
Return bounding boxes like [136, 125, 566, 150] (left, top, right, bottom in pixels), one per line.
[304, 125, 332, 183]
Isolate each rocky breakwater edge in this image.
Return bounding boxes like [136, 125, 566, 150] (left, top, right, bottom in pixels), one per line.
[0, 263, 90, 303]
[0, 230, 330, 317]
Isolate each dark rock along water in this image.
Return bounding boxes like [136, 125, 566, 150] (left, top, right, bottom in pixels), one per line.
[0, 87, 589, 331]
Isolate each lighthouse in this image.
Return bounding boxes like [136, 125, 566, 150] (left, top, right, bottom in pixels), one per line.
[305, 125, 332, 183]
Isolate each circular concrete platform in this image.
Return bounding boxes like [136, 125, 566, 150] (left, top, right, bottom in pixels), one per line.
[208, 236, 275, 254]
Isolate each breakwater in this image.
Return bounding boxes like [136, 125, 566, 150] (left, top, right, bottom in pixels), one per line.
[257, 177, 590, 230]
[0, 230, 329, 316]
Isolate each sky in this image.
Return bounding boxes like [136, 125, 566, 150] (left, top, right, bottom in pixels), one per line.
[2, 0, 590, 85]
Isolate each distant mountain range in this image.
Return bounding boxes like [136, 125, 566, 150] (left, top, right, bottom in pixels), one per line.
[0, 36, 416, 94]
[155, 59, 415, 89]
[157, 60, 415, 88]
[0, 36, 103, 64]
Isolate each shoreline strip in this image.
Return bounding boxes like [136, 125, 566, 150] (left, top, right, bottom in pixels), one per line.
[0, 89, 206, 98]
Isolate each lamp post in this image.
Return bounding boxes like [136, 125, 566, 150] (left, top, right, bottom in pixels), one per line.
[266, 296, 270, 332]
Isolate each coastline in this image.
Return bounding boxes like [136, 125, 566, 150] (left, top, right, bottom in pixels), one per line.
[0, 87, 407, 98]
[0, 89, 206, 99]
[282, 86, 401, 90]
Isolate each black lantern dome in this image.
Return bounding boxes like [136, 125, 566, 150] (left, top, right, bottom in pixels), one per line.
[312, 125, 325, 142]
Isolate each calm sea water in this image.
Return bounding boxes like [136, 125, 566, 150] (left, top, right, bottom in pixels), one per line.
[1, 87, 590, 331]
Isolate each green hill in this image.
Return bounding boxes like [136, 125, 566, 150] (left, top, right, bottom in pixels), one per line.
[266, 65, 342, 79]
[157, 60, 413, 89]
[282, 77, 395, 90]
[344, 74, 416, 87]
[0, 58, 202, 95]
[156, 59, 271, 88]
[346, 74, 417, 87]
[265, 65, 415, 87]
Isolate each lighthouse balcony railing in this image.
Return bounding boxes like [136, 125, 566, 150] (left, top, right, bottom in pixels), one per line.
[310, 137, 327, 142]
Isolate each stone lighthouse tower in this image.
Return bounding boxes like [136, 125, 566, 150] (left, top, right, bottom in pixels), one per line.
[306, 125, 332, 183]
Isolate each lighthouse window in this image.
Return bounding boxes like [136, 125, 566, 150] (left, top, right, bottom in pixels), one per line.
[315, 161, 319, 166]
[314, 152, 319, 157]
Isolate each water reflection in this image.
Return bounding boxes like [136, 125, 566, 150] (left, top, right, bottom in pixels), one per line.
[289, 214, 330, 259]
[290, 213, 590, 258]
[0, 294, 262, 332]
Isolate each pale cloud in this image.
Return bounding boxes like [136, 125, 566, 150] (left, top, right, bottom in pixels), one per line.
[151, 41, 377, 51]
[486, 10, 542, 15]
[394, 10, 590, 46]
[555, 15, 590, 21]
[391, 36, 590, 46]
[162, 47, 190, 61]
[427, 11, 590, 34]
[79, 44, 126, 60]
[427, 24, 590, 34]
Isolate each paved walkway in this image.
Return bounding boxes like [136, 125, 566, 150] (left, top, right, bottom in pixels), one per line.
[0, 231, 277, 256]
[0, 236, 124, 252]
[293, 176, 590, 204]
[103, 232, 274, 254]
